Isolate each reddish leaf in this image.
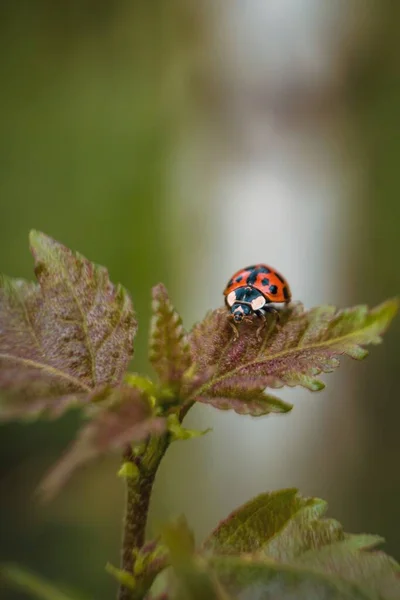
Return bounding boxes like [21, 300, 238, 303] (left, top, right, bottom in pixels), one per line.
[0, 231, 137, 419]
[197, 394, 291, 416]
[39, 386, 166, 500]
[149, 284, 191, 392]
[188, 300, 398, 416]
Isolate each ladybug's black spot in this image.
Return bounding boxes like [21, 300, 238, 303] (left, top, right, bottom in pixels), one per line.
[247, 266, 271, 286]
[235, 276, 243, 283]
[275, 272, 285, 284]
[261, 277, 269, 286]
[245, 265, 256, 270]
[269, 285, 278, 295]
[227, 279, 233, 288]
[247, 271, 263, 285]
[283, 286, 290, 300]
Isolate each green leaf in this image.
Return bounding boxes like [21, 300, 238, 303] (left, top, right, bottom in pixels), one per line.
[259, 503, 344, 562]
[124, 372, 180, 412]
[38, 386, 166, 500]
[0, 231, 137, 420]
[295, 537, 400, 600]
[149, 284, 192, 393]
[167, 414, 211, 441]
[202, 489, 400, 600]
[162, 518, 231, 600]
[162, 516, 196, 561]
[188, 300, 398, 415]
[203, 489, 343, 556]
[125, 373, 159, 397]
[0, 563, 82, 600]
[105, 563, 136, 590]
[209, 534, 400, 600]
[210, 555, 375, 600]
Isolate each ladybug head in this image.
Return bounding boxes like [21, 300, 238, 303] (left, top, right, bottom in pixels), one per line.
[231, 303, 252, 323]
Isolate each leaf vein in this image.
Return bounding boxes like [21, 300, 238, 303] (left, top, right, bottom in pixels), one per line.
[192, 321, 381, 400]
[57, 262, 97, 387]
[0, 353, 91, 392]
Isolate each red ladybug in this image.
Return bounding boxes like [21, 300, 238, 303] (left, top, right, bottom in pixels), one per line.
[223, 264, 291, 336]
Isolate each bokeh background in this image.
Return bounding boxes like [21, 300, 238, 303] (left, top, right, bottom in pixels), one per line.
[0, 1, 399, 598]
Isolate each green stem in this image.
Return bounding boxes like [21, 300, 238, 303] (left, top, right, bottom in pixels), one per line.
[118, 434, 170, 600]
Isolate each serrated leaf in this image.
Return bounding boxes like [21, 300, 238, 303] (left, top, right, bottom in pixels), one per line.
[210, 556, 375, 600]
[197, 393, 292, 416]
[188, 300, 398, 416]
[38, 386, 166, 500]
[202, 489, 400, 600]
[0, 231, 137, 420]
[149, 284, 191, 393]
[295, 537, 400, 600]
[203, 489, 340, 556]
[259, 504, 344, 562]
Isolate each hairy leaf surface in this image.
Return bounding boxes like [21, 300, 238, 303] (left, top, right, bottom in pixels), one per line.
[210, 556, 373, 600]
[295, 537, 400, 600]
[39, 386, 166, 500]
[0, 231, 137, 419]
[201, 489, 400, 600]
[149, 284, 191, 393]
[189, 300, 398, 416]
[203, 489, 344, 557]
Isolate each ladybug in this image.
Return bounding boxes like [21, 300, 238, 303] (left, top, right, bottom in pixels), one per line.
[223, 264, 291, 337]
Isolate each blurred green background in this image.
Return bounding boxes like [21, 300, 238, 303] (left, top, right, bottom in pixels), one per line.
[0, 2, 399, 599]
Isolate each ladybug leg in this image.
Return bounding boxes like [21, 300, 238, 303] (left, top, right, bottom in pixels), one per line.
[256, 307, 281, 341]
[266, 306, 282, 331]
[229, 320, 240, 341]
[268, 306, 280, 324]
[255, 312, 267, 342]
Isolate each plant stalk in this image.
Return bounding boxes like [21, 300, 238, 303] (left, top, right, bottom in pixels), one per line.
[118, 434, 170, 600]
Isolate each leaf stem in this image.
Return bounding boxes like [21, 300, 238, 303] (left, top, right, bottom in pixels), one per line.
[118, 434, 170, 600]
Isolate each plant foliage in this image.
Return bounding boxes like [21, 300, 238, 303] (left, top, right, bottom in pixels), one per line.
[39, 385, 166, 500]
[188, 301, 397, 415]
[162, 490, 400, 600]
[0, 231, 136, 419]
[0, 232, 398, 600]
[149, 283, 191, 394]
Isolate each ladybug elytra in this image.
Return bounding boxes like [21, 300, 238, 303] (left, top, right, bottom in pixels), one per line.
[223, 263, 291, 336]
